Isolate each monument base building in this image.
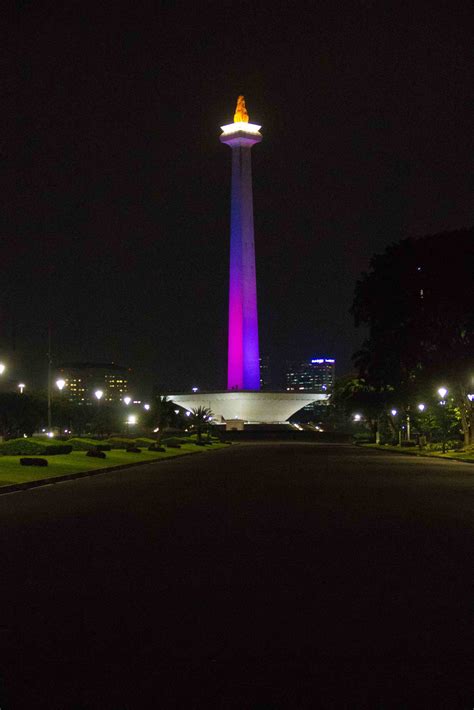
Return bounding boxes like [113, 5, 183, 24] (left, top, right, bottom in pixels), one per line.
[171, 390, 327, 425]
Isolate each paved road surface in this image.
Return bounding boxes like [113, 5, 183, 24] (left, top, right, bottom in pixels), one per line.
[0, 443, 473, 708]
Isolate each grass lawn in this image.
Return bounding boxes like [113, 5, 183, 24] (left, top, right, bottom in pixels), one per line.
[0, 442, 229, 487]
[362, 443, 474, 463]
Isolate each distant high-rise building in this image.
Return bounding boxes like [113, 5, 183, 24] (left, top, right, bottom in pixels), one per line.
[285, 358, 335, 394]
[56, 363, 131, 404]
[259, 355, 271, 390]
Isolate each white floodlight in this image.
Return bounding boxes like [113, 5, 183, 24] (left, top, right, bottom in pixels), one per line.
[94, 389, 104, 401]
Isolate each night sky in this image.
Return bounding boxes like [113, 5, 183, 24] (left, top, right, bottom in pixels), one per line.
[3, 2, 474, 394]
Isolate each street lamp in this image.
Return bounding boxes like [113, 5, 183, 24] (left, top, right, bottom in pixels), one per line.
[143, 403, 150, 411]
[123, 396, 131, 406]
[18, 383, 26, 394]
[417, 403, 425, 412]
[437, 387, 449, 453]
[438, 387, 448, 401]
[56, 379, 66, 391]
[94, 389, 104, 401]
[391, 409, 397, 417]
[0, 363, 5, 375]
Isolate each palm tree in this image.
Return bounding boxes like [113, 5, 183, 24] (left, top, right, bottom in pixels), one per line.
[190, 406, 213, 444]
[149, 395, 176, 444]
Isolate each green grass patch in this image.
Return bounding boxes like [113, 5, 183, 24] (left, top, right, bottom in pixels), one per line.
[0, 442, 229, 487]
[362, 443, 474, 463]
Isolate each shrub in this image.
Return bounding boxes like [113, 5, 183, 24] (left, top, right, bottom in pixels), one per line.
[105, 437, 135, 449]
[162, 437, 185, 446]
[0, 438, 48, 455]
[135, 438, 156, 447]
[425, 440, 463, 452]
[20, 458, 48, 467]
[148, 444, 166, 452]
[86, 449, 106, 459]
[43, 445, 73, 455]
[126, 445, 141, 453]
[165, 443, 181, 449]
[400, 441, 417, 448]
[67, 438, 104, 451]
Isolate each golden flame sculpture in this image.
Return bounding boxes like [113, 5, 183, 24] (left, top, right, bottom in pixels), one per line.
[233, 95, 249, 123]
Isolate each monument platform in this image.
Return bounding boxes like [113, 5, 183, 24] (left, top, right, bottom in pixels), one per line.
[169, 390, 328, 424]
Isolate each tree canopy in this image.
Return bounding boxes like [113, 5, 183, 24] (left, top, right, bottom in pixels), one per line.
[351, 228, 474, 444]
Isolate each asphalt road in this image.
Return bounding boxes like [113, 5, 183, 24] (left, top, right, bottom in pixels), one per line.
[0, 443, 473, 709]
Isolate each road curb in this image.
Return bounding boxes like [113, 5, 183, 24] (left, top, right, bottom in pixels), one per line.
[0, 445, 229, 496]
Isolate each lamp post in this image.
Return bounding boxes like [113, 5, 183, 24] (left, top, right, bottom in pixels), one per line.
[18, 383, 26, 394]
[437, 387, 448, 453]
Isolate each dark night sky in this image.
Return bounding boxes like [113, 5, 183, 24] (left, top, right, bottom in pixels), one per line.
[3, 1, 474, 394]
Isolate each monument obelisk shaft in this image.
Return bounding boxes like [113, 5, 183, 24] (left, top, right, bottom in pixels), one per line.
[220, 96, 262, 391]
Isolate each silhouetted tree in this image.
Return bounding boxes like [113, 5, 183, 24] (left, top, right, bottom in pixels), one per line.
[351, 229, 474, 446]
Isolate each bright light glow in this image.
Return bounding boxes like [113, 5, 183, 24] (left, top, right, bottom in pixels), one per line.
[153, 427, 159, 433]
[123, 396, 131, 405]
[325, 359, 335, 363]
[353, 413, 362, 422]
[174, 409, 179, 414]
[18, 383, 26, 393]
[94, 389, 104, 401]
[186, 411, 191, 416]
[438, 387, 448, 399]
[127, 415, 137, 425]
[143, 403, 150, 411]
[47, 432, 54, 438]
[417, 403, 426, 412]
[221, 122, 262, 135]
[391, 409, 397, 416]
[192, 387, 198, 393]
[468, 394, 474, 402]
[0, 363, 5, 375]
[56, 379, 66, 391]
[312, 359, 324, 364]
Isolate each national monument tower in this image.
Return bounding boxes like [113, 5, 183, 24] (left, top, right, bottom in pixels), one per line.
[171, 98, 326, 423]
[220, 96, 262, 391]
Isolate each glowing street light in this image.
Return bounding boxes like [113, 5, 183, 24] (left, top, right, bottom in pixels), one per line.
[438, 387, 448, 400]
[56, 379, 66, 391]
[94, 389, 104, 401]
[353, 413, 362, 422]
[123, 396, 132, 406]
[18, 383, 26, 394]
[417, 403, 426, 412]
[127, 415, 137, 425]
[0, 363, 6, 375]
[143, 403, 150, 411]
[192, 387, 198, 393]
[391, 409, 397, 417]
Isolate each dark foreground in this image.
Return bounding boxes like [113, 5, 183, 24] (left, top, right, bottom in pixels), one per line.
[0, 443, 473, 708]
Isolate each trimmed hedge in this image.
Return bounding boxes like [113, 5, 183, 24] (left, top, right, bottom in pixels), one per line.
[126, 445, 141, 453]
[66, 438, 105, 451]
[0, 439, 72, 456]
[42, 445, 73, 455]
[86, 449, 106, 459]
[148, 444, 166, 452]
[105, 437, 135, 449]
[134, 438, 156, 447]
[0, 439, 46, 455]
[20, 458, 48, 467]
